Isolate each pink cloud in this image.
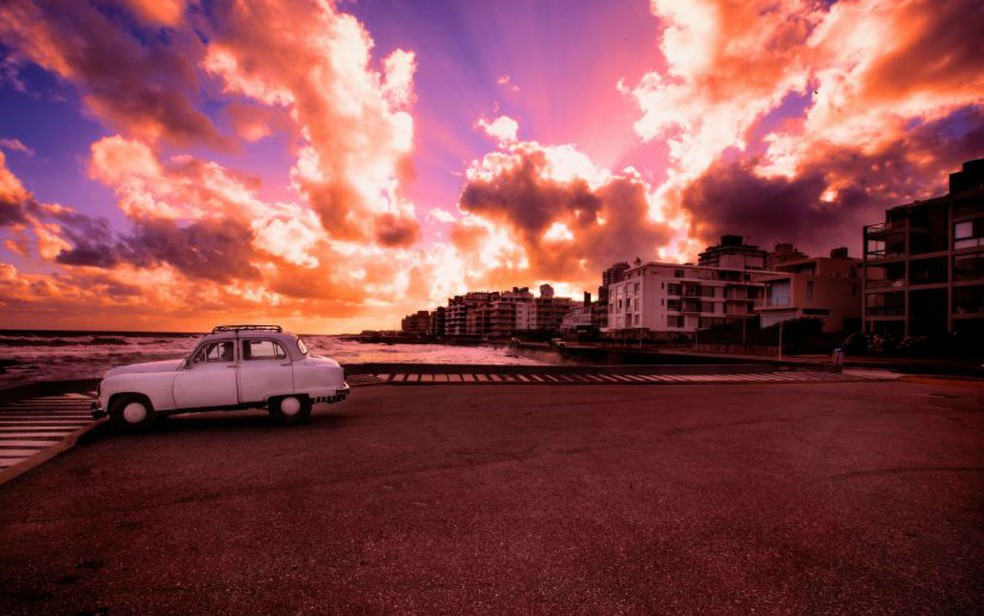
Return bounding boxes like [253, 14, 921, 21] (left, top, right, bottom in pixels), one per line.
[0, 1, 223, 147]
[0, 138, 34, 156]
[202, 0, 421, 246]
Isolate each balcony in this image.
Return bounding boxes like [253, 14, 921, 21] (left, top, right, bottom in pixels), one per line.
[759, 297, 791, 309]
[865, 279, 906, 289]
[865, 220, 905, 238]
[865, 219, 928, 239]
[865, 249, 907, 262]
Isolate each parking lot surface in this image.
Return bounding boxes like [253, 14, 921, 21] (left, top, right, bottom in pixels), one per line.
[1, 381, 982, 615]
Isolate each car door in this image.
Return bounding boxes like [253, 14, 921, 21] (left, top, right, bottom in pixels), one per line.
[172, 341, 241, 409]
[238, 338, 293, 405]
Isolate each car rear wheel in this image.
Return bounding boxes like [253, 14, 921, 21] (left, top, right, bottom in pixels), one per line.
[269, 395, 311, 425]
[109, 394, 155, 431]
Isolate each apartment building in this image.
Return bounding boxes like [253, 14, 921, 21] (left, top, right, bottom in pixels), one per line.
[605, 262, 764, 336]
[756, 247, 861, 333]
[863, 158, 984, 338]
[400, 310, 431, 336]
[445, 291, 499, 336]
[429, 306, 446, 337]
[534, 284, 574, 332]
[438, 285, 574, 338]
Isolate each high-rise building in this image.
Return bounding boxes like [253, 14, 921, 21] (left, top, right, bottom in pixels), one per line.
[863, 158, 984, 338]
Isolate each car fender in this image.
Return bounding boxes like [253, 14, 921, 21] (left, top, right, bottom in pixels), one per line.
[292, 357, 345, 393]
[101, 372, 179, 412]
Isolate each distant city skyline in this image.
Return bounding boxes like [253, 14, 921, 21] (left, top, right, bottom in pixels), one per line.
[1, 0, 982, 333]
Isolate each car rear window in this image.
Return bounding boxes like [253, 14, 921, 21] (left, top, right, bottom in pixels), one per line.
[243, 339, 287, 360]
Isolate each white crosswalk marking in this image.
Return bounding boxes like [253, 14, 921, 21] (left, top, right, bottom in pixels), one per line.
[345, 369, 881, 387]
[0, 393, 98, 474]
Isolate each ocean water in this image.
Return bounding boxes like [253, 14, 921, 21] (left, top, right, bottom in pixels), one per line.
[0, 331, 553, 390]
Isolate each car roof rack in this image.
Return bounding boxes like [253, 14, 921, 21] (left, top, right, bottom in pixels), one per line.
[211, 325, 283, 333]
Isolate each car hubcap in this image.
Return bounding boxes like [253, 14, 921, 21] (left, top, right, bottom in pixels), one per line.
[123, 402, 148, 423]
[280, 397, 301, 416]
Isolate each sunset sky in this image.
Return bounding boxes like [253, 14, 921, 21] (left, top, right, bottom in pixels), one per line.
[1, 0, 982, 333]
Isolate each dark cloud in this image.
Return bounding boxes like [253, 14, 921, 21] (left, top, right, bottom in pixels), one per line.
[681, 160, 835, 250]
[0, 199, 28, 226]
[461, 152, 603, 233]
[0, 1, 224, 147]
[374, 212, 420, 247]
[54, 212, 261, 283]
[126, 219, 261, 283]
[682, 105, 984, 255]
[458, 149, 672, 279]
[864, 0, 984, 103]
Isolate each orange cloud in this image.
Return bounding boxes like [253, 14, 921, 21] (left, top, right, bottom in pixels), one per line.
[202, 0, 420, 246]
[0, 150, 31, 226]
[625, 0, 984, 253]
[453, 138, 675, 289]
[120, 0, 185, 27]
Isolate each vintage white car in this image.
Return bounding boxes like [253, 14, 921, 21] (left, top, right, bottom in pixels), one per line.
[92, 325, 349, 428]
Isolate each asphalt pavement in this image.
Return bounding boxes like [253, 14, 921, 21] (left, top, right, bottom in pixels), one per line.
[0, 380, 982, 615]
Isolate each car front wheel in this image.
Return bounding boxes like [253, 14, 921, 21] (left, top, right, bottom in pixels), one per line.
[269, 395, 312, 425]
[109, 394, 155, 431]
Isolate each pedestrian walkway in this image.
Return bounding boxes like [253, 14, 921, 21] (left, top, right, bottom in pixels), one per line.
[0, 393, 97, 478]
[347, 368, 896, 387]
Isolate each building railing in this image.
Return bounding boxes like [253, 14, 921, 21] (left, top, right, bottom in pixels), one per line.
[865, 221, 902, 235]
[865, 307, 905, 317]
[865, 279, 906, 289]
[761, 297, 791, 308]
[865, 249, 906, 261]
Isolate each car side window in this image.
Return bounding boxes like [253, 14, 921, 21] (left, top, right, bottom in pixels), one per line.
[193, 342, 235, 364]
[242, 339, 287, 361]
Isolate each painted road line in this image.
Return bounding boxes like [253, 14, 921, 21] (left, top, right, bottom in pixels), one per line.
[0, 393, 101, 485]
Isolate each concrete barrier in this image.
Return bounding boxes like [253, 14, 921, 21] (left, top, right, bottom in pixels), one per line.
[344, 363, 776, 376]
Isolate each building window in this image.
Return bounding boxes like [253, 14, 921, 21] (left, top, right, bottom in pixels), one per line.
[955, 220, 984, 249]
[634, 314, 640, 325]
[954, 252, 984, 281]
[634, 282, 640, 294]
[806, 281, 814, 302]
[666, 315, 684, 327]
[667, 284, 681, 295]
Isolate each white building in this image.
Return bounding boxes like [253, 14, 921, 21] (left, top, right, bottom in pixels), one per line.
[605, 262, 764, 336]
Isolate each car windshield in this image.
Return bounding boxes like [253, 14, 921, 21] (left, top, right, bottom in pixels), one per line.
[297, 338, 309, 355]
